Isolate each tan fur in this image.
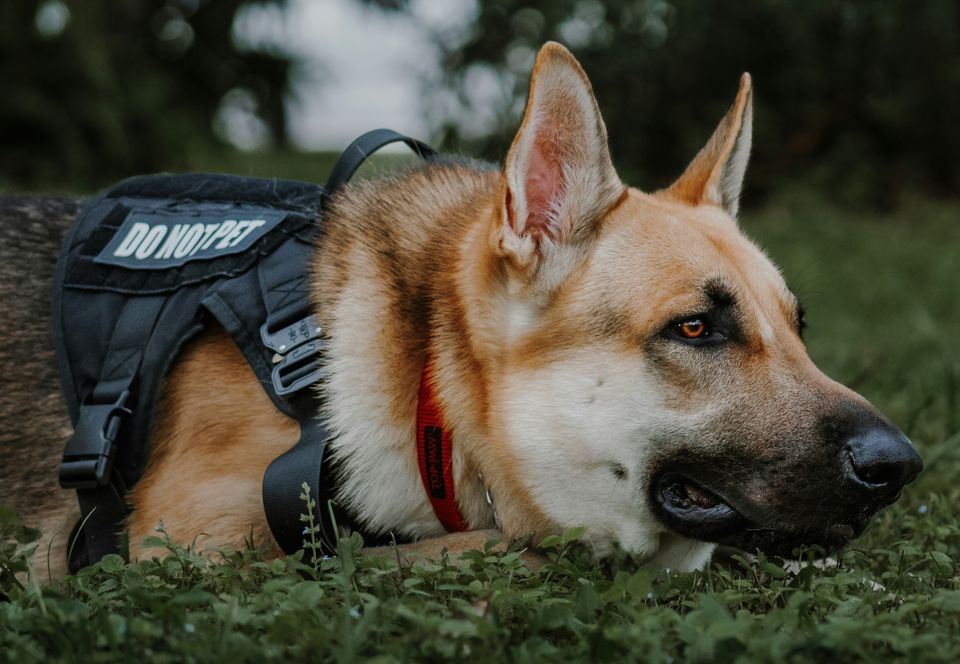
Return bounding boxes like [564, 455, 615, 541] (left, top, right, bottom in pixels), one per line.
[128, 328, 296, 557]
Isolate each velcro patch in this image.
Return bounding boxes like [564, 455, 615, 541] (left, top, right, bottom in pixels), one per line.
[95, 208, 287, 270]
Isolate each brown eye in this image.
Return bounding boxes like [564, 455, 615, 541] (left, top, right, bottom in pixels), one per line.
[677, 319, 708, 339]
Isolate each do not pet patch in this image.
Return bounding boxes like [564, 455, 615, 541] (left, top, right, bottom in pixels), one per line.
[95, 208, 287, 270]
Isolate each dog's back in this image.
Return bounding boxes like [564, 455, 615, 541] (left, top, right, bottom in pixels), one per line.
[0, 195, 81, 554]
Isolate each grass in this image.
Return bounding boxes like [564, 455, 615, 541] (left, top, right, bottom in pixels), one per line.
[2, 183, 959, 662]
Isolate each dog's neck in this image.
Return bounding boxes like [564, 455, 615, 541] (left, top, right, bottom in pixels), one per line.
[312, 162, 554, 540]
[430, 199, 558, 539]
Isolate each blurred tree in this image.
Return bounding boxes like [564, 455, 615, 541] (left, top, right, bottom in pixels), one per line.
[0, 0, 294, 190]
[427, 0, 960, 207]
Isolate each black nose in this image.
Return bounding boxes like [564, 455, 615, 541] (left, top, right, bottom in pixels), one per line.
[844, 427, 923, 493]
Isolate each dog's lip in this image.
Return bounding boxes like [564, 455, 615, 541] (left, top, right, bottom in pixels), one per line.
[650, 470, 870, 557]
[652, 473, 746, 538]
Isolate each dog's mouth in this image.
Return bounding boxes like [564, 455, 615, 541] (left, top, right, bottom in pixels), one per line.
[650, 470, 869, 557]
[652, 473, 746, 540]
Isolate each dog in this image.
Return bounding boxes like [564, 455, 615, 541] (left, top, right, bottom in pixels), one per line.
[0, 42, 922, 579]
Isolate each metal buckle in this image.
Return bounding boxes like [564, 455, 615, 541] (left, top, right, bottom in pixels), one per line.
[262, 302, 326, 397]
[271, 340, 325, 396]
[59, 390, 131, 489]
[261, 308, 322, 354]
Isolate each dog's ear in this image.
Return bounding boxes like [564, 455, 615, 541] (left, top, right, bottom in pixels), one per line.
[666, 73, 753, 217]
[495, 42, 623, 281]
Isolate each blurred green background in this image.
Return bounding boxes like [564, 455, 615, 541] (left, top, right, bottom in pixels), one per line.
[3, 0, 960, 209]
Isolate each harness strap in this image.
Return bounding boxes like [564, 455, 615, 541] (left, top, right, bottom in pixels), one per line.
[324, 128, 437, 202]
[261, 129, 437, 556]
[61, 295, 166, 571]
[262, 396, 332, 554]
[256, 238, 332, 555]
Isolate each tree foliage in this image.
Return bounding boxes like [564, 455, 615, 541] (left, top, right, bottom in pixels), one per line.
[432, 0, 960, 207]
[4, 1, 958, 207]
[0, 1, 293, 190]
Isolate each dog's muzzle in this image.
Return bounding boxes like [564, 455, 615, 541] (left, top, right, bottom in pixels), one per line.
[649, 423, 923, 557]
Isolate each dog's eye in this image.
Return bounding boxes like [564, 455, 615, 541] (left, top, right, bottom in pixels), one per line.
[676, 318, 708, 339]
[662, 315, 727, 347]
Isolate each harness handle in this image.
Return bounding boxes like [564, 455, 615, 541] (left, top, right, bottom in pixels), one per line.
[324, 129, 436, 203]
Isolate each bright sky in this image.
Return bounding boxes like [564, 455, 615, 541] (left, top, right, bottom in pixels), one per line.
[234, 0, 478, 150]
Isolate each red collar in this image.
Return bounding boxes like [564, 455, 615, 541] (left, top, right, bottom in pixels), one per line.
[416, 356, 469, 532]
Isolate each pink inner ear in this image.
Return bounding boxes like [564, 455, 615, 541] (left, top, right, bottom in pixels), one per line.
[523, 125, 566, 241]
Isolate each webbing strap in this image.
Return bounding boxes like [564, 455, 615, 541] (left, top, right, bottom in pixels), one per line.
[262, 397, 332, 555]
[64, 295, 166, 571]
[324, 128, 437, 202]
[256, 238, 332, 556]
[257, 235, 314, 315]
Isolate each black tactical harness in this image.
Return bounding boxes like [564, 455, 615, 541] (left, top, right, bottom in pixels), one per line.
[53, 130, 436, 572]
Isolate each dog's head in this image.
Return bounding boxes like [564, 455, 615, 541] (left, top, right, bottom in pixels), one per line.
[475, 43, 921, 565]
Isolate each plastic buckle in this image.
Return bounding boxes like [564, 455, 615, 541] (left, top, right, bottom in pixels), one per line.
[59, 390, 131, 490]
[271, 341, 325, 396]
[261, 309, 322, 354]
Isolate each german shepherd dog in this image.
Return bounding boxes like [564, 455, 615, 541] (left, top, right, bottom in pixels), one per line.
[0, 43, 922, 578]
